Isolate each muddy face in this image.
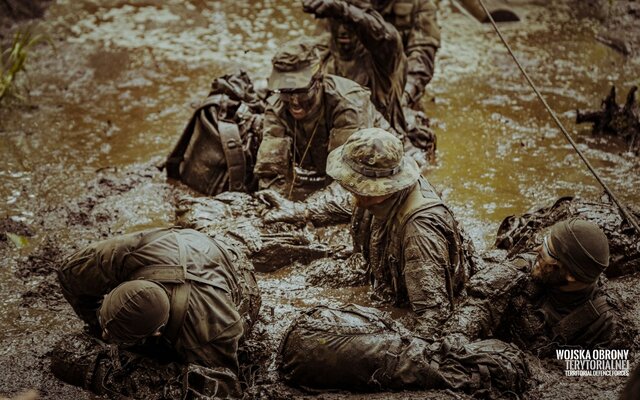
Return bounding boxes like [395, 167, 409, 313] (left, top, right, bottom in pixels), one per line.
[330, 20, 359, 60]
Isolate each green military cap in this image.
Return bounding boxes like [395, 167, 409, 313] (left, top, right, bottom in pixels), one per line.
[268, 40, 321, 91]
[549, 218, 609, 283]
[326, 128, 420, 196]
[99, 280, 170, 342]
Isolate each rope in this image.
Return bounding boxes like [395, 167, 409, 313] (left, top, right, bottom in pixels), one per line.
[477, 0, 640, 234]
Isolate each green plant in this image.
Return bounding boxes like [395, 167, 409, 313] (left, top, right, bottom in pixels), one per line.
[0, 25, 50, 103]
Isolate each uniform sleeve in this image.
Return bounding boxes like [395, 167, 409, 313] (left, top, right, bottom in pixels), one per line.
[404, 0, 440, 104]
[57, 233, 143, 331]
[182, 317, 244, 372]
[339, 4, 405, 77]
[401, 217, 453, 335]
[306, 182, 355, 226]
[440, 257, 529, 341]
[254, 103, 291, 177]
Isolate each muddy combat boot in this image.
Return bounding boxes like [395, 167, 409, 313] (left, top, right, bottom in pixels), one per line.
[279, 305, 528, 396]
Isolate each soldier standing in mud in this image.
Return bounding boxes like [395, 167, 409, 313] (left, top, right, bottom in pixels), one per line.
[261, 127, 469, 334]
[56, 227, 260, 398]
[442, 219, 630, 355]
[254, 40, 394, 195]
[369, 0, 440, 108]
[303, 0, 408, 132]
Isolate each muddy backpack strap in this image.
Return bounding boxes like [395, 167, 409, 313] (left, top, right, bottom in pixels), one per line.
[217, 120, 246, 192]
[164, 96, 224, 179]
[551, 296, 612, 341]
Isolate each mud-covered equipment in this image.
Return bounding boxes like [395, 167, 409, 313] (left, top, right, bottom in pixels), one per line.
[279, 304, 529, 395]
[165, 71, 264, 195]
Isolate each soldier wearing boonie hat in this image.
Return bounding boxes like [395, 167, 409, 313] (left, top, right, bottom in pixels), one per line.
[325, 127, 469, 335]
[255, 39, 394, 197]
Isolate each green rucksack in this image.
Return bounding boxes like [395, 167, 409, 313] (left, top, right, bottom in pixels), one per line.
[165, 71, 264, 195]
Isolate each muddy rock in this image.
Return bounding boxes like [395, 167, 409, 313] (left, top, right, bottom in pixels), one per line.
[495, 196, 640, 277]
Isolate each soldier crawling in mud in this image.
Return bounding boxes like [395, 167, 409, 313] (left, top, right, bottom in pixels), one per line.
[261, 127, 469, 335]
[56, 227, 260, 398]
[441, 218, 631, 356]
[254, 40, 394, 195]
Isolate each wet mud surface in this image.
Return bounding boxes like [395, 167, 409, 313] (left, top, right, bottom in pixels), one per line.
[1, 0, 639, 399]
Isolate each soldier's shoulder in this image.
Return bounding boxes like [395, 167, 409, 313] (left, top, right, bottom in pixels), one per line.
[323, 75, 371, 98]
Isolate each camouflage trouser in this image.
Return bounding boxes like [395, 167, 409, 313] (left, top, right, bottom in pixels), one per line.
[279, 304, 529, 395]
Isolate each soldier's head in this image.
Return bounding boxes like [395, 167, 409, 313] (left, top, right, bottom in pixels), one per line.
[268, 40, 323, 121]
[532, 219, 609, 288]
[99, 280, 170, 345]
[326, 128, 420, 209]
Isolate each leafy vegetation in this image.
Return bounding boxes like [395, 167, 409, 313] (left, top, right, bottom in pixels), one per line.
[0, 25, 50, 103]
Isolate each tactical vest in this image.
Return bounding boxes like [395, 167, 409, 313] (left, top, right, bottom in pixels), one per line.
[353, 178, 466, 307]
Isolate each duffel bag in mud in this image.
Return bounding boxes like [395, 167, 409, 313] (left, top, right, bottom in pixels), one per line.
[279, 304, 529, 396]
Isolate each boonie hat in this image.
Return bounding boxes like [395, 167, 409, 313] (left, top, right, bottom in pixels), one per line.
[326, 128, 420, 196]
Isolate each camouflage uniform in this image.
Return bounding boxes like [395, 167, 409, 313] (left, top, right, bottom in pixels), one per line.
[441, 254, 626, 357]
[322, 128, 468, 333]
[57, 228, 261, 381]
[310, 0, 409, 131]
[255, 74, 392, 189]
[376, 0, 440, 106]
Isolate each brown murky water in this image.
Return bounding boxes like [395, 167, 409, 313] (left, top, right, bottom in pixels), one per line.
[0, 0, 638, 398]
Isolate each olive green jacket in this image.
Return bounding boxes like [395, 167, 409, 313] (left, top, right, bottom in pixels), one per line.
[57, 227, 260, 373]
[255, 74, 391, 180]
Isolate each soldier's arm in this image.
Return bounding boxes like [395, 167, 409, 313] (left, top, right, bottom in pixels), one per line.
[259, 182, 354, 226]
[404, 0, 440, 106]
[440, 257, 529, 341]
[254, 103, 291, 179]
[339, 3, 405, 76]
[183, 314, 244, 373]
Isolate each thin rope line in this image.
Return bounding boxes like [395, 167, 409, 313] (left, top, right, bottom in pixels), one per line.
[478, 0, 640, 234]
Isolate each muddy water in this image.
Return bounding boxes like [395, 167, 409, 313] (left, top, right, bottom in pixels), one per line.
[0, 0, 639, 398]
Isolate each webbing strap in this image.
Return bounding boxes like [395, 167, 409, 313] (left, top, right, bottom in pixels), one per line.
[217, 121, 246, 192]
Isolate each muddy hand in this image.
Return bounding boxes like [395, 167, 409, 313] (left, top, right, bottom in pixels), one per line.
[302, 0, 346, 19]
[256, 190, 307, 224]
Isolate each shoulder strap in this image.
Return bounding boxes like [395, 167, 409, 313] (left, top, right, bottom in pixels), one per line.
[395, 183, 443, 231]
[551, 296, 613, 340]
[164, 95, 225, 179]
[217, 120, 246, 192]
